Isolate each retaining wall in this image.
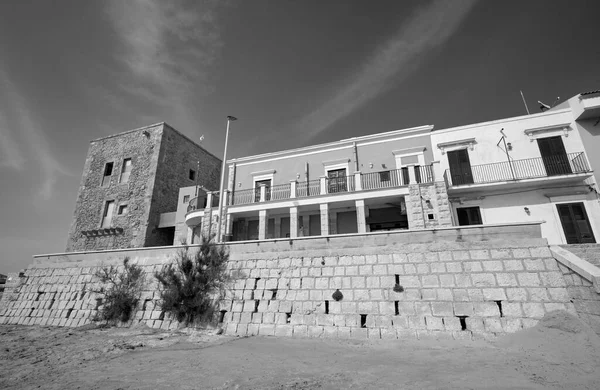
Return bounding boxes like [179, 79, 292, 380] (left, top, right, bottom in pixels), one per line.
[0, 223, 586, 339]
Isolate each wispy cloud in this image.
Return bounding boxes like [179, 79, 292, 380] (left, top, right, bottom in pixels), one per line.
[106, 0, 225, 107]
[294, 0, 478, 139]
[0, 66, 71, 199]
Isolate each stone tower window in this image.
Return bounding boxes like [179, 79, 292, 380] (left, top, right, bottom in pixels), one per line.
[120, 158, 132, 183]
[101, 200, 115, 228]
[183, 195, 190, 204]
[189, 169, 196, 181]
[118, 204, 128, 215]
[102, 162, 113, 187]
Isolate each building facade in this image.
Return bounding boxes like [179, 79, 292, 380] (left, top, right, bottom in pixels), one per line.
[66, 122, 221, 252]
[182, 125, 453, 243]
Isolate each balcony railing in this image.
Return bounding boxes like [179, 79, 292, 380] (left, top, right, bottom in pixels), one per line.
[230, 165, 435, 205]
[444, 152, 590, 187]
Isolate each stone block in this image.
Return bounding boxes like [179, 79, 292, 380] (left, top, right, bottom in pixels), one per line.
[345, 266, 359, 276]
[392, 316, 409, 329]
[473, 302, 500, 317]
[350, 327, 368, 339]
[408, 252, 425, 262]
[275, 324, 293, 337]
[528, 288, 550, 302]
[392, 253, 408, 263]
[379, 302, 396, 316]
[439, 274, 455, 287]
[446, 262, 463, 273]
[380, 327, 397, 340]
[357, 301, 377, 314]
[443, 317, 462, 331]
[431, 302, 454, 316]
[437, 289, 454, 301]
[404, 264, 417, 274]
[430, 263, 446, 273]
[425, 316, 444, 331]
[523, 259, 545, 271]
[547, 288, 570, 302]
[530, 247, 552, 257]
[543, 259, 560, 271]
[408, 315, 427, 330]
[397, 329, 418, 339]
[522, 303, 545, 318]
[422, 275, 439, 288]
[503, 260, 524, 271]
[358, 265, 372, 275]
[502, 302, 523, 317]
[506, 287, 528, 301]
[490, 249, 512, 259]
[544, 303, 566, 312]
[373, 265, 387, 275]
[484, 318, 503, 333]
[470, 250, 490, 260]
[517, 273, 541, 287]
[482, 288, 507, 301]
[496, 273, 518, 287]
[467, 289, 484, 301]
[354, 289, 369, 301]
[539, 272, 567, 287]
[453, 302, 474, 316]
[421, 289, 437, 300]
[367, 328, 381, 339]
[452, 251, 470, 261]
[399, 276, 420, 288]
[482, 261, 504, 272]
[465, 317, 485, 332]
[471, 273, 496, 287]
[455, 274, 472, 288]
[341, 302, 356, 313]
[463, 262, 483, 273]
[512, 248, 531, 258]
[292, 325, 308, 338]
[352, 255, 366, 265]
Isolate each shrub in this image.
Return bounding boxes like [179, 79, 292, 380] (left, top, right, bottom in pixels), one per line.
[154, 236, 230, 326]
[93, 257, 145, 324]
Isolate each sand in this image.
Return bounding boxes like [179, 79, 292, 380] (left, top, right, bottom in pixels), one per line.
[1, 311, 599, 389]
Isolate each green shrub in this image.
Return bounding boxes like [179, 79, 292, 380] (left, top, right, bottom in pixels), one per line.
[154, 237, 230, 326]
[94, 257, 145, 324]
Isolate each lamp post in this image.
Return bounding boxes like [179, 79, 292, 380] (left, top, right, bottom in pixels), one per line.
[216, 115, 237, 243]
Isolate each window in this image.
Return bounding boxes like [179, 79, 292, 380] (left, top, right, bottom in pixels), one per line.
[119, 158, 132, 183]
[118, 204, 128, 215]
[102, 162, 113, 187]
[101, 201, 115, 228]
[189, 169, 196, 181]
[457, 207, 482, 226]
[254, 179, 272, 202]
[183, 195, 190, 204]
[327, 168, 347, 193]
[414, 165, 422, 183]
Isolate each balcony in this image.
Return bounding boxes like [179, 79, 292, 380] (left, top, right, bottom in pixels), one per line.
[230, 165, 434, 206]
[444, 152, 592, 194]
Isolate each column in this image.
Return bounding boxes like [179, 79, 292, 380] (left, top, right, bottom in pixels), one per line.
[260, 185, 267, 202]
[186, 226, 193, 244]
[431, 160, 443, 183]
[205, 192, 213, 209]
[290, 180, 297, 198]
[320, 203, 330, 236]
[258, 210, 268, 240]
[274, 217, 281, 239]
[354, 171, 362, 191]
[290, 207, 298, 238]
[320, 176, 327, 195]
[356, 199, 367, 233]
[225, 213, 233, 238]
[407, 165, 417, 184]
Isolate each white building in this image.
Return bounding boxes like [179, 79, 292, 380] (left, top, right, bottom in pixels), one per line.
[431, 92, 600, 245]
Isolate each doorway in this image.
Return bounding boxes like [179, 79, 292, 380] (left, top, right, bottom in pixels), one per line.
[456, 206, 482, 226]
[254, 179, 272, 202]
[537, 136, 571, 176]
[447, 149, 474, 185]
[327, 168, 347, 193]
[557, 203, 596, 244]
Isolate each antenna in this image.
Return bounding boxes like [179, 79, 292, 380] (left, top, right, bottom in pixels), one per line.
[520, 90, 530, 115]
[551, 97, 561, 107]
[538, 101, 551, 112]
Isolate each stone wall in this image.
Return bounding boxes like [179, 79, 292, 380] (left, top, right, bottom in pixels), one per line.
[406, 182, 453, 230]
[558, 262, 600, 334]
[0, 223, 589, 339]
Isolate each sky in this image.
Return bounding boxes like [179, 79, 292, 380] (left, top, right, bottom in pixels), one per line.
[0, 0, 599, 273]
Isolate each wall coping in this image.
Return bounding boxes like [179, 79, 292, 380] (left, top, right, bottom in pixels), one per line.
[34, 221, 544, 259]
[550, 246, 600, 293]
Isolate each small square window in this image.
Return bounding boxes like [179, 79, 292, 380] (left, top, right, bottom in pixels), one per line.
[118, 204, 128, 215]
[183, 195, 190, 204]
[189, 169, 196, 181]
[428, 213, 435, 220]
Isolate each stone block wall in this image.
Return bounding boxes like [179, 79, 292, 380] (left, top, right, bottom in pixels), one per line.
[1, 224, 591, 339]
[558, 262, 600, 334]
[406, 182, 452, 230]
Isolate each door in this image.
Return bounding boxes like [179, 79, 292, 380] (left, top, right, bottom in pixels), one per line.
[537, 136, 571, 176]
[557, 203, 596, 244]
[247, 220, 259, 240]
[280, 217, 290, 238]
[309, 214, 321, 236]
[447, 149, 474, 185]
[327, 169, 347, 193]
[101, 201, 115, 228]
[254, 179, 272, 202]
[456, 207, 482, 226]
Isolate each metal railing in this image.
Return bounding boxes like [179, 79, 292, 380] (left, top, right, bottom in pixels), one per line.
[326, 174, 356, 194]
[361, 168, 404, 190]
[445, 152, 590, 187]
[297, 179, 321, 198]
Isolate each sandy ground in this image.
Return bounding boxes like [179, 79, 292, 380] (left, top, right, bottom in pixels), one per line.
[1, 311, 600, 389]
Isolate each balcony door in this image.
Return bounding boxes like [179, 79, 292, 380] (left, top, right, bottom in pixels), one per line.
[327, 168, 347, 193]
[557, 203, 595, 244]
[254, 179, 271, 202]
[448, 149, 473, 185]
[537, 136, 571, 176]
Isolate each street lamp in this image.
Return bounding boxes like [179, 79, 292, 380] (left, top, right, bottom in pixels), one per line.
[216, 115, 237, 243]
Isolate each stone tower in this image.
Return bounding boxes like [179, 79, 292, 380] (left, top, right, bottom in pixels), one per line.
[65, 122, 221, 252]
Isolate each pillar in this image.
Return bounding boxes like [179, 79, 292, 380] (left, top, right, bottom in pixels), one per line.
[320, 203, 330, 236]
[407, 165, 417, 184]
[431, 160, 443, 183]
[290, 207, 298, 238]
[356, 199, 367, 233]
[274, 217, 281, 239]
[259, 210, 268, 240]
[290, 180, 297, 198]
[205, 192, 213, 209]
[354, 171, 362, 191]
[225, 213, 233, 238]
[260, 184, 267, 202]
[320, 176, 327, 195]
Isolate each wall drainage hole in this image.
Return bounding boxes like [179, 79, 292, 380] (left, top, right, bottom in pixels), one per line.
[48, 299, 55, 310]
[324, 300, 329, 314]
[28, 308, 34, 317]
[395, 274, 400, 285]
[218, 310, 227, 323]
[253, 278, 260, 290]
[66, 308, 73, 319]
[95, 298, 103, 309]
[300, 278, 303, 288]
[457, 316, 468, 331]
[360, 314, 368, 328]
[79, 290, 86, 300]
[495, 301, 504, 317]
[394, 301, 399, 316]
[159, 311, 165, 321]
[35, 292, 44, 301]
[286, 312, 292, 323]
[254, 300, 260, 313]
[142, 299, 151, 311]
[271, 289, 278, 300]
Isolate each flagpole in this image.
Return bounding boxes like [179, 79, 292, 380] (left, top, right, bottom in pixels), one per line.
[216, 116, 237, 243]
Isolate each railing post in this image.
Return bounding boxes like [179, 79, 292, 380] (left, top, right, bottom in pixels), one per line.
[431, 161, 443, 182]
[205, 192, 213, 209]
[290, 180, 297, 198]
[407, 165, 416, 184]
[354, 171, 362, 191]
[260, 184, 267, 202]
[320, 176, 327, 195]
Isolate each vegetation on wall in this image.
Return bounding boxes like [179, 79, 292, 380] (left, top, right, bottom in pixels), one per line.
[154, 237, 230, 326]
[93, 257, 145, 324]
